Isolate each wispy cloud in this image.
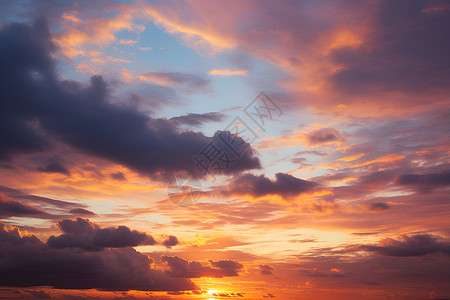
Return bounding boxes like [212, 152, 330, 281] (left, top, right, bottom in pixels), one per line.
[209, 68, 248, 76]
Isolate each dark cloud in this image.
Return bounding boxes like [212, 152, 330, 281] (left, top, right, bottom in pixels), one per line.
[110, 172, 126, 181]
[37, 162, 70, 175]
[57, 218, 95, 235]
[306, 128, 343, 146]
[208, 260, 245, 276]
[396, 170, 450, 192]
[259, 264, 274, 275]
[162, 235, 180, 249]
[47, 218, 157, 251]
[69, 208, 96, 216]
[0, 220, 196, 291]
[263, 293, 276, 298]
[0, 19, 53, 161]
[0, 193, 51, 218]
[348, 234, 450, 257]
[0, 21, 260, 179]
[162, 256, 244, 278]
[0, 185, 86, 211]
[170, 112, 226, 127]
[367, 202, 390, 212]
[222, 172, 317, 199]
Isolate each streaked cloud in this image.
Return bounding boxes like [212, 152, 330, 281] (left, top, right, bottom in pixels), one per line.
[209, 68, 248, 76]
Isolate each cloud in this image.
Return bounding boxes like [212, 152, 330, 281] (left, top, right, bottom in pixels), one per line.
[306, 128, 344, 146]
[37, 162, 70, 175]
[47, 218, 157, 251]
[8, 0, 448, 115]
[162, 256, 244, 278]
[221, 172, 318, 199]
[118, 39, 138, 45]
[53, 3, 141, 58]
[263, 293, 276, 298]
[110, 171, 126, 181]
[0, 185, 90, 215]
[367, 202, 390, 212]
[138, 0, 450, 116]
[170, 112, 226, 127]
[209, 68, 248, 76]
[0, 193, 51, 218]
[348, 234, 450, 257]
[257, 126, 345, 150]
[138, 71, 210, 89]
[69, 208, 96, 216]
[0, 220, 196, 291]
[259, 264, 274, 275]
[396, 170, 450, 192]
[162, 235, 180, 249]
[327, 0, 450, 99]
[289, 241, 450, 296]
[0, 21, 260, 180]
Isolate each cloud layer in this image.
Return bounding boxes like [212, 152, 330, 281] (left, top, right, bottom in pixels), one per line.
[0, 20, 260, 180]
[0, 220, 196, 291]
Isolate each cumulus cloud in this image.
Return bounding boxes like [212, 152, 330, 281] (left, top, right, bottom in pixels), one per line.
[0, 220, 196, 291]
[162, 235, 180, 248]
[0, 20, 260, 180]
[162, 256, 244, 278]
[47, 218, 157, 251]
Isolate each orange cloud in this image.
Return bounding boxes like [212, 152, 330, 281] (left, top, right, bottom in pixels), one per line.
[119, 38, 138, 45]
[91, 56, 132, 64]
[209, 68, 248, 76]
[54, 5, 141, 58]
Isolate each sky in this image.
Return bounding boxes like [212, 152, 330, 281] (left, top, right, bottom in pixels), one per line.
[0, 0, 449, 299]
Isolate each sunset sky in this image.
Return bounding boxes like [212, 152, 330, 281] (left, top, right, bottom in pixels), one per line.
[0, 1, 449, 299]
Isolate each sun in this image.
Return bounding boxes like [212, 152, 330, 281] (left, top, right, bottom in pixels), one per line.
[207, 289, 218, 296]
